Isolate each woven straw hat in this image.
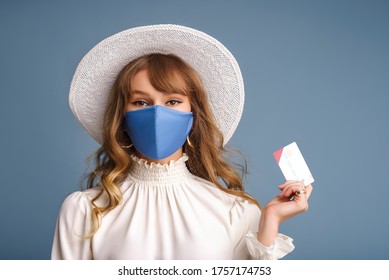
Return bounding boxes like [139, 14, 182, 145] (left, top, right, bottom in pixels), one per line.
[69, 24, 244, 145]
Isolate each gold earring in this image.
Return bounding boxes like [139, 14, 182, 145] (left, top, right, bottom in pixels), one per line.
[122, 144, 133, 149]
[186, 136, 194, 148]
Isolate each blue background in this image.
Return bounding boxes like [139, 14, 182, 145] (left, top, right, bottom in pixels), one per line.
[1, 0, 388, 259]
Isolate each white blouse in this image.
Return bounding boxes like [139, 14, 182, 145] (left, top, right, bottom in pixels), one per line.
[51, 154, 294, 260]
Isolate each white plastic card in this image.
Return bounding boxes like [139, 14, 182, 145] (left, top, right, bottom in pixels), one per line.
[273, 142, 314, 186]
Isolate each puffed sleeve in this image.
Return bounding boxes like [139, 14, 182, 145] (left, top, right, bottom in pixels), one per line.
[231, 198, 295, 260]
[51, 192, 93, 260]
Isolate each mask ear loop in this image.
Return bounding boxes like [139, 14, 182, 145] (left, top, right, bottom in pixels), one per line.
[186, 136, 194, 148]
[121, 120, 134, 149]
[186, 111, 195, 148]
[122, 144, 133, 149]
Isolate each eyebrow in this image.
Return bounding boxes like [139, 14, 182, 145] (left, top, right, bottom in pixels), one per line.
[130, 90, 187, 96]
[130, 90, 151, 97]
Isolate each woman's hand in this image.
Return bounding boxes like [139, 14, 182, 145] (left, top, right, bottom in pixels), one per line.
[267, 180, 313, 223]
[257, 180, 313, 246]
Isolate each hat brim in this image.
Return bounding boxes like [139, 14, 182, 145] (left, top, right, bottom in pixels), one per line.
[69, 24, 244, 145]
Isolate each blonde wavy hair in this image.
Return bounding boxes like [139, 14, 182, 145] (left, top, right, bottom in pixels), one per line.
[84, 53, 260, 237]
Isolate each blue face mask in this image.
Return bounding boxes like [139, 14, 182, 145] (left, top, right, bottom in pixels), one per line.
[124, 105, 193, 160]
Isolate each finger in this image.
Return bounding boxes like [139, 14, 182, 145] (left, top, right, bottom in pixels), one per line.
[289, 188, 309, 212]
[281, 181, 313, 199]
[279, 181, 305, 197]
[292, 191, 309, 212]
[281, 180, 304, 190]
[278, 183, 287, 190]
[278, 180, 297, 189]
[277, 180, 295, 191]
[293, 184, 313, 202]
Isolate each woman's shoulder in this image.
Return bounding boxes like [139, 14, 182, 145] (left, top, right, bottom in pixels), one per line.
[189, 175, 233, 197]
[59, 188, 101, 215]
[189, 174, 260, 211]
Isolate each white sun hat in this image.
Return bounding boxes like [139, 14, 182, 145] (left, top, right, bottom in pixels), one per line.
[69, 24, 244, 145]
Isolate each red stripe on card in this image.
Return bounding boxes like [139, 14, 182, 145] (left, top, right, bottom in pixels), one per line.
[273, 148, 283, 163]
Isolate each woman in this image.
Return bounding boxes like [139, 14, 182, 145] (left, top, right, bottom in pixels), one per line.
[52, 24, 312, 260]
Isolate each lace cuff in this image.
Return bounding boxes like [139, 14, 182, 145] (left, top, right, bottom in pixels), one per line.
[245, 232, 295, 260]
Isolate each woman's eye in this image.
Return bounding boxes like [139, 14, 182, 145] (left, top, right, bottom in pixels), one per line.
[132, 100, 148, 106]
[166, 100, 181, 106]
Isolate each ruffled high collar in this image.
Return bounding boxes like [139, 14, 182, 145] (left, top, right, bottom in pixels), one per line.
[127, 153, 192, 184]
